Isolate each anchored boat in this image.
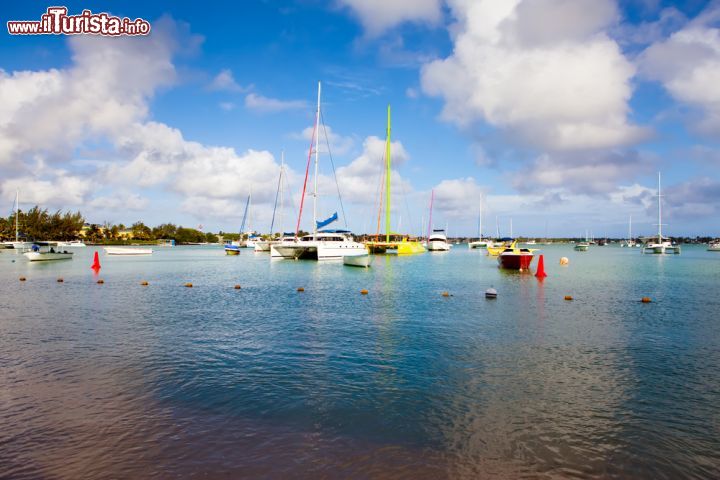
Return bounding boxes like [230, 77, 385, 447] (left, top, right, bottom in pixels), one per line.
[24, 243, 73, 261]
[104, 247, 153, 255]
[497, 241, 536, 271]
[643, 172, 680, 255]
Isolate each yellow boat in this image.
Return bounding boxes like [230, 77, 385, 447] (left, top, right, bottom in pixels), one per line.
[365, 236, 426, 255]
[487, 241, 512, 256]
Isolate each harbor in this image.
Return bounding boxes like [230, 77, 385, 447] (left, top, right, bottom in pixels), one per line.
[2, 244, 720, 478]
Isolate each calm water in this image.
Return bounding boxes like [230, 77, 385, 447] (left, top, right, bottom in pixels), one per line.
[1, 245, 719, 479]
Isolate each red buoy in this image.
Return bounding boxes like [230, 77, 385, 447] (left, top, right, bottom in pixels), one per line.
[91, 251, 101, 271]
[535, 254, 547, 278]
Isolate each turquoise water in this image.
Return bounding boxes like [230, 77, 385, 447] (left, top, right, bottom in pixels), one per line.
[1, 245, 719, 478]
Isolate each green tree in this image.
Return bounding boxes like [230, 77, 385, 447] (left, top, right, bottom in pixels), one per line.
[131, 221, 152, 240]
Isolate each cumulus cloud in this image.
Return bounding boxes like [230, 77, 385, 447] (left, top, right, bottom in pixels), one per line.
[0, 17, 286, 224]
[208, 69, 249, 92]
[420, 0, 648, 151]
[244, 92, 308, 113]
[639, 4, 720, 135]
[337, 0, 443, 37]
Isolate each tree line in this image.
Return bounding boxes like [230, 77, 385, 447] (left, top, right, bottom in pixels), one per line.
[0, 207, 84, 241]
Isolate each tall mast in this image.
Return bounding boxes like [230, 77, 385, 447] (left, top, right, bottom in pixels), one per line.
[312, 81, 321, 235]
[385, 104, 391, 243]
[657, 172, 662, 241]
[478, 196, 483, 239]
[279, 151, 284, 235]
[15, 190, 19, 242]
[427, 190, 434, 240]
[495, 216, 500, 238]
[629, 215, 632, 240]
[510, 217, 513, 238]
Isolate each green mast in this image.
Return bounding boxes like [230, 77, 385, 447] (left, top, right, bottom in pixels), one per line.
[385, 104, 391, 243]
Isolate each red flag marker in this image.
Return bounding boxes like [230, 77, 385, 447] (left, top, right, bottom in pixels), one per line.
[535, 254, 547, 278]
[91, 251, 101, 271]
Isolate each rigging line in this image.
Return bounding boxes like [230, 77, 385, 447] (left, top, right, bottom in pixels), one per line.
[269, 162, 282, 234]
[320, 110, 347, 229]
[399, 173, 415, 238]
[296, 112, 317, 236]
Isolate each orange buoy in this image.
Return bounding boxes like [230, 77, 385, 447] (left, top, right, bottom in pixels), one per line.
[360, 289, 368, 295]
[234, 284, 242, 289]
[564, 295, 573, 301]
[97, 279, 104, 284]
[442, 291, 450, 297]
[140, 281, 149, 286]
[560, 257, 569, 265]
[297, 287, 305, 292]
[641, 297, 652, 303]
[19, 277, 26, 282]
[535, 254, 547, 278]
[57, 278, 64, 283]
[184, 283, 193, 288]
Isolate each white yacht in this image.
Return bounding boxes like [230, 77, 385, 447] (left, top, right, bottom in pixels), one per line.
[427, 229, 451, 251]
[708, 241, 720, 252]
[57, 240, 86, 247]
[272, 230, 366, 260]
[643, 173, 680, 255]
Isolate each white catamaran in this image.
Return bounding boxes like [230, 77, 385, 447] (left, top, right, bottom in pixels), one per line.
[271, 82, 366, 261]
[643, 172, 680, 255]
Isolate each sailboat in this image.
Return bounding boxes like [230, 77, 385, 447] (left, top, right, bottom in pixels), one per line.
[469, 195, 492, 249]
[365, 105, 425, 255]
[621, 216, 637, 247]
[256, 152, 290, 253]
[643, 172, 680, 254]
[4, 191, 34, 251]
[575, 230, 590, 251]
[271, 82, 366, 261]
[225, 194, 251, 255]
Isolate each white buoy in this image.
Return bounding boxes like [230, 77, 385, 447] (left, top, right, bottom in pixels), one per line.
[485, 288, 497, 299]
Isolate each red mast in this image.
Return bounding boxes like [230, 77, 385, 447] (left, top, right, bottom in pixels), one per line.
[295, 115, 317, 236]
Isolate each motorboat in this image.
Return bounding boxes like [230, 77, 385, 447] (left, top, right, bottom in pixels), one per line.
[24, 243, 73, 261]
[708, 241, 720, 252]
[574, 242, 590, 251]
[224, 244, 241, 255]
[427, 229, 450, 251]
[57, 240, 86, 247]
[497, 241, 536, 270]
[343, 252, 371, 267]
[104, 246, 153, 255]
[272, 230, 366, 260]
[487, 239, 513, 256]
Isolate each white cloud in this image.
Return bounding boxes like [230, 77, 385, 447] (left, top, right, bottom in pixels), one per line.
[208, 69, 249, 92]
[219, 102, 236, 111]
[420, 0, 648, 151]
[244, 93, 307, 113]
[1, 173, 93, 206]
[88, 192, 149, 211]
[337, 0, 443, 37]
[639, 4, 720, 135]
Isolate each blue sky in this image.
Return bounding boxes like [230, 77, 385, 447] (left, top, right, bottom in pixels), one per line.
[1, 0, 719, 237]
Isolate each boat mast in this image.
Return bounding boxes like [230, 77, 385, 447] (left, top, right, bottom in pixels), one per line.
[510, 217, 513, 238]
[478, 196, 483, 240]
[279, 152, 284, 236]
[385, 104, 391, 243]
[312, 81, 321, 235]
[657, 172, 662, 242]
[495, 216, 500, 238]
[270, 152, 284, 236]
[427, 190, 434, 240]
[15, 190, 19, 242]
[629, 215, 632, 241]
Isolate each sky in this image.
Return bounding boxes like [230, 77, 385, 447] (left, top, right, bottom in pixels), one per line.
[1, 0, 719, 238]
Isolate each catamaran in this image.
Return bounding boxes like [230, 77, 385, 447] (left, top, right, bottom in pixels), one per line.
[364, 105, 425, 255]
[621, 216, 637, 247]
[271, 82, 366, 261]
[643, 172, 680, 254]
[256, 152, 293, 253]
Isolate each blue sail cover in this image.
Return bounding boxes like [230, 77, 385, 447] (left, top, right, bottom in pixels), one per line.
[316, 212, 338, 229]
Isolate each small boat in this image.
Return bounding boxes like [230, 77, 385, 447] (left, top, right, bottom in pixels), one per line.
[224, 244, 241, 255]
[104, 247, 153, 255]
[643, 172, 680, 255]
[497, 241, 536, 270]
[574, 242, 590, 251]
[485, 288, 497, 299]
[57, 240, 86, 247]
[24, 243, 73, 261]
[469, 239, 492, 249]
[708, 241, 720, 251]
[343, 252, 371, 268]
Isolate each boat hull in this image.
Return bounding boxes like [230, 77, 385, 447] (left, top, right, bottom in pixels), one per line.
[104, 247, 153, 255]
[224, 246, 241, 255]
[498, 253, 534, 270]
[397, 241, 426, 255]
[343, 253, 371, 267]
[24, 252, 73, 261]
[574, 245, 589, 251]
[427, 240, 450, 251]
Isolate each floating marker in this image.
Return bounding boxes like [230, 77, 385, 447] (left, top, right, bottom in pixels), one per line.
[485, 288, 497, 299]
[535, 254, 547, 278]
[184, 283, 193, 288]
[234, 284, 242, 289]
[641, 297, 652, 303]
[297, 287, 305, 292]
[140, 281, 149, 286]
[560, 257, 569, 265]
[97, 279, 104, 284]
[360, 289, 368, 295]
[19, 277, 26, 282]
[57, 278, 64, 283]
[91, 251, 101, 270]
[442, 291, 450, 297]
[564, 295, 573, 301]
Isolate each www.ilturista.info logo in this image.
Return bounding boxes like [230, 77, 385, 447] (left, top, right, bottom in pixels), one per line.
[7, 7, 151, 36]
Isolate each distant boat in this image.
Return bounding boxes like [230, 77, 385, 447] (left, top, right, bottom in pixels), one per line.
[621, 216, 637, 247]
[574, 242, 590, 251]
[708, 241, 720, 252]
[104, 247, 153, 255]
[57, 240, 86, 247]
[643, 173, 680, 255]
[224, 244, 241, 255]
[5, 190, 34, 252]
[24, 242, 73, 261]
[497, 241, 536, 271]
[343, 252, 371, 268]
